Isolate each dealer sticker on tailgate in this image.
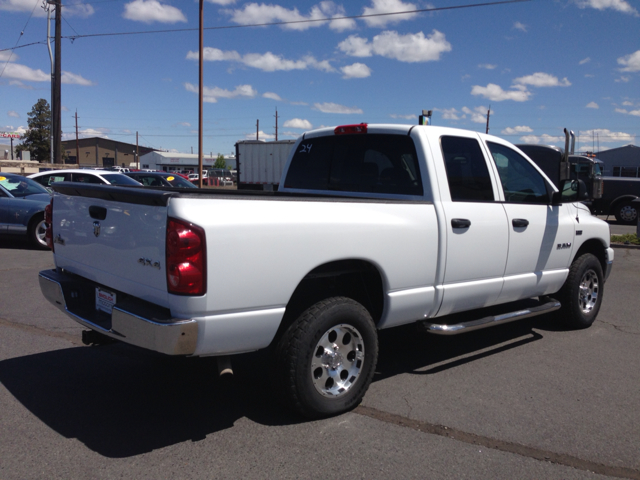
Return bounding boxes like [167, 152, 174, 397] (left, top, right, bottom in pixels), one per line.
[95, 287, 116, 314]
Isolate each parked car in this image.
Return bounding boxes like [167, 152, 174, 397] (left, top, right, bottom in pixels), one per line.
[0, 173, 52, 248]
[125, 172, 197, 188]
[188, 173, 199, 184]
[29, 169, 142, 188]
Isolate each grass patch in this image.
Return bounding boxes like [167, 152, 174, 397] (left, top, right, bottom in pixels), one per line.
[611, 233, 640, 245]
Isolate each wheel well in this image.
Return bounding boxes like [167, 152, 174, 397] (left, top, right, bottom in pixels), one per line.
[28, 211, 44, 230]
[272, 260, 384, 345]
[609, 195, 638, 213]
[573, 239, 607, 275]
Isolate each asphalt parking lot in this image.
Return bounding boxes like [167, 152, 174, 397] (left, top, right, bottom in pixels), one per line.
[0, 236, 639, 479]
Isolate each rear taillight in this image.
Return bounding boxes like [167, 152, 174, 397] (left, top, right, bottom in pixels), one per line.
[44, 198, 54, 251]
[334, 123, 367, 135]
[166, 218, 206, 296]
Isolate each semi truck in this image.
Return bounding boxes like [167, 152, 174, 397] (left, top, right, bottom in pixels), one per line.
[235, 140, 295, 191]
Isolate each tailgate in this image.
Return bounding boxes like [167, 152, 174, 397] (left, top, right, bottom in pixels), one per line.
[50, 183, 176, 307]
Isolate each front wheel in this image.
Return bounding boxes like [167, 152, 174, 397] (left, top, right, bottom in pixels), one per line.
[274, 297, 378, 419]
[558, 253, 604, 329]
[614, 201, 638, 225]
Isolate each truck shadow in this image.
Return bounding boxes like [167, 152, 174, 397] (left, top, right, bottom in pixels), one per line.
[0, 315, 557, 458]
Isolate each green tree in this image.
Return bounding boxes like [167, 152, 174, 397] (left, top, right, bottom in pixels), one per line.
[16, 99, 51, 162]
[214, 153, 227, 169]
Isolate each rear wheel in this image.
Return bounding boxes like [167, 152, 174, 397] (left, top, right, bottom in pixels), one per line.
[274, 297, 378, 419]
[613, 201, 638, 225]
[28, 213, 48, 249]
[558, 253, 604, 329]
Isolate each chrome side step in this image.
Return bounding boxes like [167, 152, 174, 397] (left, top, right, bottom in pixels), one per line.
[419, 298, 561, 335]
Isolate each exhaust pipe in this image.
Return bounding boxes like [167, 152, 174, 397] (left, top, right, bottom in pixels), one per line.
[560, 129, 571, 181]
[570, 130, 575, 155]
[217, 356, 233, 376]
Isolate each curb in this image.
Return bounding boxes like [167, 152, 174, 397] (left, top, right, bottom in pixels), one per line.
[611, 243, 640, 250]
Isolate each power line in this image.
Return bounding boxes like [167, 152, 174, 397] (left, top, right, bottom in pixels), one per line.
[0, 0, 530, 53]
[0, 0, 42, 76]
[61, 0, 529, 40]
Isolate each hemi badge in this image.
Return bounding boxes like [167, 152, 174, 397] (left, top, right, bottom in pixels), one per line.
[576, 230, 583, 236]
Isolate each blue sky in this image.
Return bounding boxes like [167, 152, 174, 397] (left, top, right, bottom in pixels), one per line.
[1, 0, 639, 157]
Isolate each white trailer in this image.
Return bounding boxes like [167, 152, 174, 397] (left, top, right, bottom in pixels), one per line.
[235, 140, 295, 191]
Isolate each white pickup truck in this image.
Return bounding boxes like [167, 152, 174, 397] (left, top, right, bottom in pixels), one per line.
[39, 123, 613, 418]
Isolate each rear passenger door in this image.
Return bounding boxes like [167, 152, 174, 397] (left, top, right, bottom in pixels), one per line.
[436, 134, 509, 316]
[485, 141, 575, 302]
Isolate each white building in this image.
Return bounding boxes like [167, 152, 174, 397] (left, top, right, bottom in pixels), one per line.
[138, 151, 236, 172]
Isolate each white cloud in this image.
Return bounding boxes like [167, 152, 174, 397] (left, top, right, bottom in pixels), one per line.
[174, 122, 191, 127]
[341, 63, 371, 79]
[188, 48, 335, 72]
[622, 101, 634, 106]
[581, 128, 635, 143]
[618, 50, 640, 72]
[1, 125, 26, 135]
[61, 71, 94, 86]
[434, 108, 461, 120]
[8, 111, 20, 118]
[361, 0, 418, 27]
[586, 101, 599, 109]
[513, 21, 527, 32]
[519, 134, 564, 145]
[501, 126, 533, 135]
[478, 64, 496, 70]
[313, 102, 363, 114]
[616, 108, 640, 117]
[184, 83, 257, 103]
[513, 72, 571, 87]
[471, 84, 531, 102]
[615, 76, 631, 83]
[0, 0, 94, 17]
[225, 2, 355, 31]
[579, 57, 591, 65]
[263, 92, 282, 101]
[283, 118, 313, 129]
[246, 131, 275, 140]
[338, 30, 451, 63]
[574, 0, 638, 15]
[206, 0, 236, 4]
[2, 63, 49, 82]
[462, 106, 491, 123]
[123, 0, 187, 24]
[0, 51, 16, 62]
[390, 113, 416, 120]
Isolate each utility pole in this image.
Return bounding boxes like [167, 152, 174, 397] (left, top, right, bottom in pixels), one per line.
[197, 0, 204, 188]
[46, 2, 54, 164]
[485, 105, 491, 134]
[136, 131, 139, 169]
[75, 110, 79, 164]
[256, 119, 259, 140]
[274, 108, 278, 141]
[53, 0, 62, 163]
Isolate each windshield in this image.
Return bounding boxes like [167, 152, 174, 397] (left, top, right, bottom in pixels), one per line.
[164, 174, 197, 188]
[0, 175, 49, 197]
[101, 173, 143, 185]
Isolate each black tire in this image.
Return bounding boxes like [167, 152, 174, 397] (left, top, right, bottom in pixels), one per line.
[613, 201, 638, 225]
[274, 297, 378, 419]
[28, 213, 49, 249]
[557, 253, 604, 329]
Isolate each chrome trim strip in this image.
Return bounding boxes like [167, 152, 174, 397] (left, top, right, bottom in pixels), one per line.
[39, 270, 197, 355]
[421, 300, 561, 336]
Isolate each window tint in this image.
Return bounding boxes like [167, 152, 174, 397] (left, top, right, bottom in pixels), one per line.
[440, 136, 494, 201]
[34, 174, 68, 186]
[101, 174, 143, 185]
[71, 173, 103, 184]
[284, 134, 423, 196]
[487, 142, 550, 204]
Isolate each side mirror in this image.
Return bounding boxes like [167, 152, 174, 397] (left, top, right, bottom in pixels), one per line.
[577, 179, 588, 200]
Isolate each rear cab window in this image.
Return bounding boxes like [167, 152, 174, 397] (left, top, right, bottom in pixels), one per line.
[284, 133, 423, 197]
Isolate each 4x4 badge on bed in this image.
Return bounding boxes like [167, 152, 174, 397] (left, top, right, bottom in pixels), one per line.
[93, 221, 100, 237]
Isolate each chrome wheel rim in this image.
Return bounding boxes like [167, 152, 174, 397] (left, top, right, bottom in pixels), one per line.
[579, 269, 599, 314]
[35, 219, 47, 247]
[619, 205, 637, 223]
[311, 324, 365, 397]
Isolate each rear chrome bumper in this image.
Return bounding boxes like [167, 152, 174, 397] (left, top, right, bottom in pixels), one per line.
[39, 269, 198, 355]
